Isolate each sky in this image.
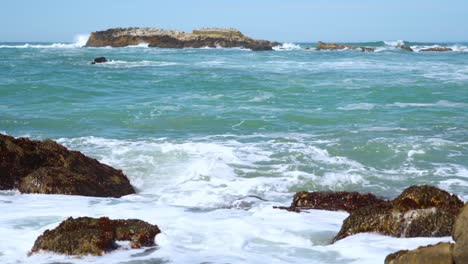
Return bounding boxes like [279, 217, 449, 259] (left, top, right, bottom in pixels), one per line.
[1, 0, 467, 43]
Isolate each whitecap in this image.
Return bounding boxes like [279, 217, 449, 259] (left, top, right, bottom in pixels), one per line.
[337, 103, 375, 111]
[388, 100, 467, 108]
[273, 43, 302, 51]
[384, 40, 406, 46]
[0, 34, 89, 49]
[95, 60, 178, 68]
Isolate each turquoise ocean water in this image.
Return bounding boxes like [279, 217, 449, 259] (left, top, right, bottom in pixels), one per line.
[0, 39, 467, 263]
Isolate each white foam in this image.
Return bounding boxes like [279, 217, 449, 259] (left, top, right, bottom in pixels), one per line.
[384, 40, 406, 46]
[273, 43, 302, 51]
[337, 103, 375, 111]
[248, 92, 274, 102]
[388, 100, 467, 108]
[0, 34, 89, 49]
[95, 60, 178, 68]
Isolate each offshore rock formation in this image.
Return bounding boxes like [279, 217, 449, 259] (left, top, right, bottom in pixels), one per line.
[85, 27, 280, 51]
[420, 47, 452, 52]
[30, 217, 161, 256]
[316, 41, 375, 52]
[0, 134, 135, 197]
[334, 185, 463, 241]
[384, 203, 468, 264]
[274, 191, 386, 213]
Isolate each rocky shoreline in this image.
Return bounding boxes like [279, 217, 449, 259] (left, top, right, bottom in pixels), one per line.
[1, 134, 466, 260]
[85, 27, 280, 51]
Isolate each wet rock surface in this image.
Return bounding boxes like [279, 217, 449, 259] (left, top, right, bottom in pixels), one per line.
[384, 242, 454, 264]
[275, 191, 386, 213]
[30, 217, 161, 256]
[334, 185, 463, 241]
[453, 203, 468, 264]
[91, 57, 108, 64]
[0, 134, 135, 197]
[85, 28, 279, 51]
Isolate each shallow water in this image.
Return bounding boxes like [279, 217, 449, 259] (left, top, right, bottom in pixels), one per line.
[0, 40, 467, 263]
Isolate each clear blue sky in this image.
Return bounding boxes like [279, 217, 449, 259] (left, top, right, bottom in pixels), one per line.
[1, 0, 467, 42]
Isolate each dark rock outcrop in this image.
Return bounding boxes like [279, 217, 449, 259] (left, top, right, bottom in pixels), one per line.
[91, 57, 108, 64]
[396, 45, 414, 52]
[85, 28, 280, 51]
[420, 47, 452, 52]
[0, 134, 135, 197]
[384, 242, 454, 264]
[384, 202, 468, 264]
[30, 217, 160, 256]
[316, 41, 375, 52]
[334, 185, 463, 241]
[275, 191, 386, 213]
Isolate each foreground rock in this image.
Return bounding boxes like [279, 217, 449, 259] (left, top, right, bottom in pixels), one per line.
[91, 57, 108, 64]
[384, 242, 454, 264]
[0, 134, 135, 197]
[453, 203, 468, 263]
[334, 185, 463, 241]
[420, 47, 452, 52]
[30, 217, 160, 256]
[316, 41, 375, 52]
[85, 28, 280, 51]
[274, 191, 386, 213]
[384, 203, 468, 263]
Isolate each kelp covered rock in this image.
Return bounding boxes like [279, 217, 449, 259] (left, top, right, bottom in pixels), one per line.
[30, 217, 161, 256]
[0, 134, 135, 197]
[384, 242, 454, 264]
[276, 191, 386, 213]
[334, 185, 463, 241]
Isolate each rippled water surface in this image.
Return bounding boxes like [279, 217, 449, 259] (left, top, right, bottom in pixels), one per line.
[0, 41, 467, 263]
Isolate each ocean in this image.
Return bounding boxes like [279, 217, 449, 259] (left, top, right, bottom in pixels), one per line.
[0, 37, 467, 263]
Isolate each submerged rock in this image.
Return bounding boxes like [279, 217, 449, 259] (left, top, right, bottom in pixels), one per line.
[275, 191, 386, 213]
[334, 185, 463, 241]
[396, 44, 414, 52]
[316, 41, 375, 52]
[0, 134, 135, 197]
[91, 57, 108, 64]
[85, 27, 280, 51]
[420, 47, 452, 52]
[30, 217, 160, 256]
[384, 242, 454, 264]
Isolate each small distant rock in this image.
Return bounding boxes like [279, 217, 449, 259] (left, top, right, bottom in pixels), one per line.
[274, 191, 386, 213]
[384, 242, 454, 264]
[91, 57, 108, 64]
[30, 217, 161, 256]
[316, 41, 375, 52]
[397, 45, 414, 52]
[420, 47, 452, 52]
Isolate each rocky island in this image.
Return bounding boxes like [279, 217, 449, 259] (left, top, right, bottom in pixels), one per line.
[85, 27, 280, 51]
